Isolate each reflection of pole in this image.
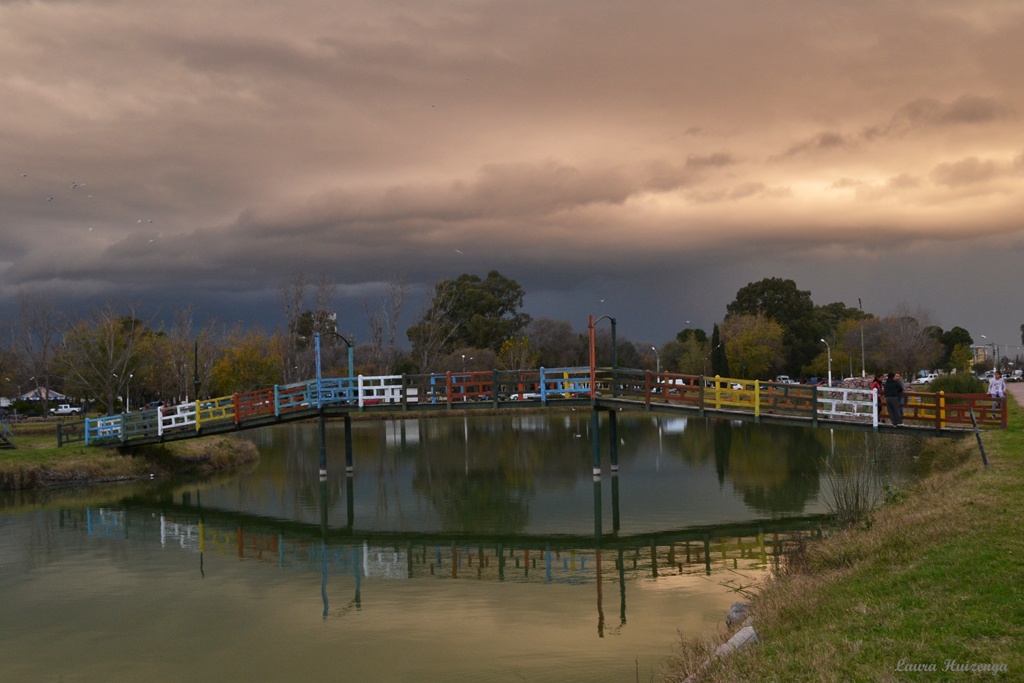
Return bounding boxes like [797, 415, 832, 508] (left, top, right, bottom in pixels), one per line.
[618, 547, 626, 627]
[608, 410, 619, 473]
[320, 478, 329, 619]
[346, 475, 355, 530]
[611, 473, 620, 534]
[590, 409, 601, 476]
[593, 478, 604, 638]
[318, 413, 327, 477]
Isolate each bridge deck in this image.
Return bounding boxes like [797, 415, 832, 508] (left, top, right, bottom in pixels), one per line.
[57, 367, 1006, 448]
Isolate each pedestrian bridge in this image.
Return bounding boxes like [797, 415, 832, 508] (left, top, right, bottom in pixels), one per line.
[57, 366, 1006, 451]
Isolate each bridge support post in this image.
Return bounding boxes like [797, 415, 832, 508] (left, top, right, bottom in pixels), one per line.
[344, 413, 354, 475]
[318, 412, 327, 478]
[591, 408, 601, 476]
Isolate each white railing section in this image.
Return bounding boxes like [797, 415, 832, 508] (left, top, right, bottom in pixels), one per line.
[816, 387, 878, 427]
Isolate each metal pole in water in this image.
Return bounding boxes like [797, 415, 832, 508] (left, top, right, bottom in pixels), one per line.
[318, 413, 327, 478]
[344, 413, 354, 475]
[591, 408, 601, 476]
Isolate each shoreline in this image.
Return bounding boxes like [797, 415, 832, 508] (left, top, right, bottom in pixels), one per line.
[665, 385, 1024, 681]
[0, 433, 260, 491]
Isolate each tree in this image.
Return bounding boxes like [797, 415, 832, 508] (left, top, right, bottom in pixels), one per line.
[938, 326, 973, 369]
[710, 324, 729, 376]
[56, 307, 150, 414]
[872, 304, 943, 376]
[676, 327, 708, 345]
[661, 335, 709, 375]
[279, 274, 336, 383]
[727, 278, 817, 374]
[497, 337, 540, 371]
[525, 318, 586, 368]
[365, 274, 407, 374]
[408, 271, 530, 370]
[720, 314, 785, 379]
[209, 327, 282, 394]
[11, 293, 64, 407]
[949, 343, 974, 374]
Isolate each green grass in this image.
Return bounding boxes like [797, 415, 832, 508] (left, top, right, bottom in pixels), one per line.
[666, 398, 1024, 682]
[1, 421, 259, 490]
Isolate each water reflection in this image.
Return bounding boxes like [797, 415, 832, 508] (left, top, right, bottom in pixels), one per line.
[63, 476, 823, 636]
[0, 413, 922, 682]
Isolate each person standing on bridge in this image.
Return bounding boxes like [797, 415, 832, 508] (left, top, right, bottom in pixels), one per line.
[870, 374, 883, 407]
[883, 372, 904, 426]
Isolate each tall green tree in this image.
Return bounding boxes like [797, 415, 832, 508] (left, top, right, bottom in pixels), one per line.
[407, 271, 530, 371]
[938, 326, 973, 369]
[720, 313, 786, 379]
[727, 277, 817, 374]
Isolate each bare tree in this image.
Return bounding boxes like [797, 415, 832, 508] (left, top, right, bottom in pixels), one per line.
[875, 304, 943, 377]
[366, 274, 407, 374]
[57, 306, 148, 414]
[12, 292, 64, 407]
[525, 318, 584, 367]
[279, 273, 308, 383]
[407, 280, 461, 373]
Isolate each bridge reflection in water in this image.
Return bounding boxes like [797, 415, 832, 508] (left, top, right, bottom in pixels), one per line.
[77, 475, 822, 637]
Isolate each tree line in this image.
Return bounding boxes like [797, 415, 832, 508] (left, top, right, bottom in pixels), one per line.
[1, 273, 1012, 415]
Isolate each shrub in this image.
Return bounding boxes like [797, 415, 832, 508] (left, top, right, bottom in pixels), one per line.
[928, 373, 985, 394]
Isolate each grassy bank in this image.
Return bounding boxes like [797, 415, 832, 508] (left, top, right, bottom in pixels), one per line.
[1, 421, 259, 490]
[666, 400, 1024, 681]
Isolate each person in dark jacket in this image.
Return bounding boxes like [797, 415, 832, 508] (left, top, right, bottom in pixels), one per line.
[883, 372, 904, 426]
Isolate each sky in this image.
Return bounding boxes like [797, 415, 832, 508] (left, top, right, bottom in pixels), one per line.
[2, 0, 1023, 356]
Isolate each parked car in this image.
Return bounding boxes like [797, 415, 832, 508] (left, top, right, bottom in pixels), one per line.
[775, 375, 797, 384]
[49, 404, 81, 416]
[912, 373, 938, 386]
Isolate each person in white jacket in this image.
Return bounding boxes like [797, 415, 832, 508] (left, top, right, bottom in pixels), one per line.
[988, 371, 1007, 411]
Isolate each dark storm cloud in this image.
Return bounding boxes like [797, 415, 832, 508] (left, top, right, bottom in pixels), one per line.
[3, 0, 1024, 348]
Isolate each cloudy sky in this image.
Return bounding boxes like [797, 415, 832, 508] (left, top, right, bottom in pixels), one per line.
[3, 0, 1023, 355]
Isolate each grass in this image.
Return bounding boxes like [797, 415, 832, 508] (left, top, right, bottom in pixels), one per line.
[1, 419, 259, 490]
[665, 396, 1024, 682]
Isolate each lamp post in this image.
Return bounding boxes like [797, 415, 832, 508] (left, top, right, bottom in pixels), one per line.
[858, 297, 866, 377]
[588, 314, 617, 397]
[113, 372, 133, 412]
[703, 344, 722, 377]
[981, 335, 998, 371]
[314, 330, 356, 408]
[651, 346, 660, 373]
[820, 339, 832, 387]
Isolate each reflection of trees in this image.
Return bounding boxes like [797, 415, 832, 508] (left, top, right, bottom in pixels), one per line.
[409, 414, 591, 534]
[725, 424, 825, 515]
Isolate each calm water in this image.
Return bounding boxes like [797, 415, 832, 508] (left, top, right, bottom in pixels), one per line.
[0, 412, 915, 682]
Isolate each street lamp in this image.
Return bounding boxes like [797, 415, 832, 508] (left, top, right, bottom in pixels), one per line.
[858, 297, 865, 377]
[981, 335, 998, 371]
[703, 344, 722, 377]
[113, 372, 133, 411]
[820, 339, 832, 387]
[651, 346, 660, 373]
[588, 314, 617, 397]
[314, 330, 356, 408]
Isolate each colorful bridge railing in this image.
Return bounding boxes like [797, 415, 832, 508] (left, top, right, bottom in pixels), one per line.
[57, 367, 1007, 447]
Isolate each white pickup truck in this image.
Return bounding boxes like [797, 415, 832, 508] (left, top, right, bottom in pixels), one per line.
[49, 404, 81, 416]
